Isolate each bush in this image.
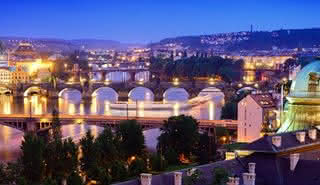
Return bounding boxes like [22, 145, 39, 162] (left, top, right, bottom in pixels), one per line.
[150, 154, 168, 171]
[110, 161, 128, 182]
[212, 167, 229, 185]
[67, 172, 84, 185]
[183, 169, 206, 185]
[129, 158, 146, 176]
[165, 148, 180, 165]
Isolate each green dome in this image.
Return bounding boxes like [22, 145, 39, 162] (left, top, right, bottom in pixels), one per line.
[291, 60, 320, 94]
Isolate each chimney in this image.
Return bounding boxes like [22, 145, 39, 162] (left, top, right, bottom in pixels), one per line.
[290, 153, 300, 171]
[242, 173, 256, 185]
[272, 136, 281, 147]
[296, 132, 306, 143]
[248, 163, 256, 174]
[308, 129, 317, 140]
[227, 177, 235, 185]
[174, 172, 182, 185]
[186, 168, 196, 176]
[235, 177, 240, 185]
[140, 173, 152, 185]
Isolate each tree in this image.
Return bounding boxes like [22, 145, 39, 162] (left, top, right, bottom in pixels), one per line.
[79, 130, 99, 180]
[51, 108, 62, 141]
[116, 120, 145, 159]
[128, 158, 146, 177]
[67, 172, 84, 185]
[96, 128, 120, 166]
[150, 153, 168, 171]
[20, 133, 46, 184]
[110, 161, 128, 182]
[157, 115, 199, 159]
[194, 133, 211, 164]
[212, 168, 229, 185]
[183, 169, 206, 185]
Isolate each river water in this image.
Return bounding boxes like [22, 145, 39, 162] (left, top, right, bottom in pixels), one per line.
[0, 88, 223, 162]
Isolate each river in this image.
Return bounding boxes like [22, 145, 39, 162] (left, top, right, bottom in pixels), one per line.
[0, 87, 224, 162]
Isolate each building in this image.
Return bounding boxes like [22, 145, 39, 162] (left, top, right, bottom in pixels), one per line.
[288, 64, 301, 81]
[0, 67, 11, 84]
[11, 66, 31, 84]
[237, 94, 277, 142]
[226, 129, 320, 185]
[279, 60, 320, 132]
[0, 52, 9, 67]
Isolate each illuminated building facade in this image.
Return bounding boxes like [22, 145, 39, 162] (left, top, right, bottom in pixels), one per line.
[278, 60, 320, 132]
[0, 68, 11, 84]
[238, 94, 277, 142]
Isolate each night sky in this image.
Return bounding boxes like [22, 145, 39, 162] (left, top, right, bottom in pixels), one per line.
[1, 0, 319, 43]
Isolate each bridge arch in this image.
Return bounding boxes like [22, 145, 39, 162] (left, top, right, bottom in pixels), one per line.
[128, 86, 154, 102]
[58, 88, 82, 98]
[163, 87, 189, 102]
[106, 71, 130, 83]
[92, 87, 118, 102]
[135, 71, 150, 82]
[0, 85, 12, 95]
[199, 87, 224, 97]
[24, 86, 42, 97]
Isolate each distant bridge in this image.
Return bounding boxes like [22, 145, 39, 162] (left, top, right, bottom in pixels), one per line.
[0, 114, 237, 134]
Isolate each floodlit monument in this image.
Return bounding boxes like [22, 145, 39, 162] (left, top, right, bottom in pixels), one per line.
[279, 60, 320, 132]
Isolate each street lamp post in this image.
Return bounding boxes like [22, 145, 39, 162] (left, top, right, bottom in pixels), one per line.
[126, 103, 129, 120]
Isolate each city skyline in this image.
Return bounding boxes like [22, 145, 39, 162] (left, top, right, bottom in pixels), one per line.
[1, 0, 320, 43]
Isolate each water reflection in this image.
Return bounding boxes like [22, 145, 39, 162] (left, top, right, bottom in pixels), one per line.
[0, 89, 224, 162]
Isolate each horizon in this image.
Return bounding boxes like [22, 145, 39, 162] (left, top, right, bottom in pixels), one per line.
[1, 0, 320, 43]
[2, 26, 320, 45]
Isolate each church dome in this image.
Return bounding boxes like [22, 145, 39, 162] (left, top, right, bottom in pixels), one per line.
[291, 60, 320, 97]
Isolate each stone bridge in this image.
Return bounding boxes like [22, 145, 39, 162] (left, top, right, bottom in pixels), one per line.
[0, 114, 237, 134]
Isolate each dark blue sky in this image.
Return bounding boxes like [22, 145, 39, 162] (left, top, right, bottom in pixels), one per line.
[1, 0, 319, 43]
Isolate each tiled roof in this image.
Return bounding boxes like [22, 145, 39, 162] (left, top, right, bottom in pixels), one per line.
[249, 93, 276, 108]
[237, 152, 320, 185]
[240, 129, 320, 153]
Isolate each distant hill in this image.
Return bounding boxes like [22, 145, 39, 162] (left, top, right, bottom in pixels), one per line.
[151, 28, 320, 51]
[0, 37, 144, 53]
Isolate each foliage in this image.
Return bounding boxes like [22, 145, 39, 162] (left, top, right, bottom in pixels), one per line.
[183, 169, 206, 185]
[79, 130, 99, 180]
[164, 148, 180, 165]
[116, 120, 145, 159]
[221, 90, 251, 120]
[51, 108, 62, 141]
[43, 177, 58, 185]
[212, 168, 229, 185]
[161, 56, 243, 81]
[110, 161, 128, 182]
[67, 172, 84, 185]
[94, 167, 112, 185]
[158, 115, 199, 158]
[150, 153, 168, 171]
[20, 133, 46, 184]
[128, 158, 146, 177]
[194, 133, 211, 164]
[44, 138, 78, 180]
[96, 128, 120, 166]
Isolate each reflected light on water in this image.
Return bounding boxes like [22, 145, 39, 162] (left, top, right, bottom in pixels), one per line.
[173, 103, 180, 116]
[138, 102, 144, 117]
[209, 101, 215, 120]
[91, 98, 97, 114]
[80, 104, 85, 115]
[69, 103, 76, 115]
[104, 101, 111, 116]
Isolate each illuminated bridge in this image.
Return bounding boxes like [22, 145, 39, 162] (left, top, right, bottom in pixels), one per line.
[0, 114, 238, 134]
